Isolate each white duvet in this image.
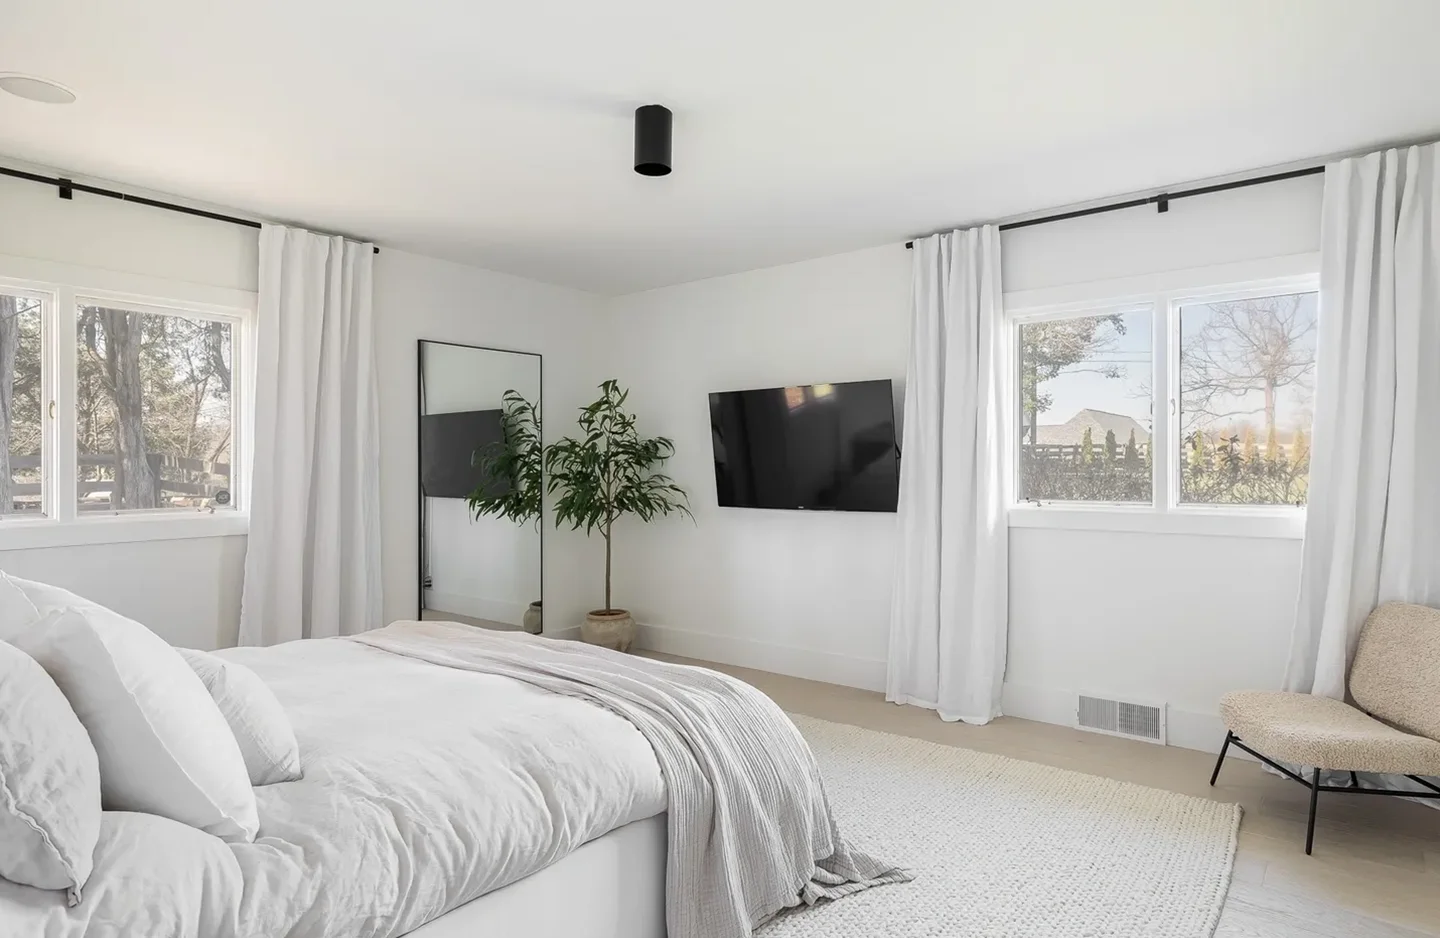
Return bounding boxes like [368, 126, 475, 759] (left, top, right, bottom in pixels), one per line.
[0, 637, 667, 938]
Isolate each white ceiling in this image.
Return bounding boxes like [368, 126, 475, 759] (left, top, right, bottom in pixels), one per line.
[2, 0, 1438, 295]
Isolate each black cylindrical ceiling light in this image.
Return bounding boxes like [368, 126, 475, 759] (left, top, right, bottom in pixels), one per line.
[634, 104, 672, 176]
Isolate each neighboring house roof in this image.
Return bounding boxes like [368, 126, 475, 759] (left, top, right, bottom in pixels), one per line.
[1034, 409, 1151, 446]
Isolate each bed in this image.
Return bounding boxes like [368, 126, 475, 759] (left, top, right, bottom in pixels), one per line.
[3, 618, 907, 938]
[1, 636, 669, 938]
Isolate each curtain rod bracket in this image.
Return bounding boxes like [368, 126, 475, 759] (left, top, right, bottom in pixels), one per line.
[1155, 194, 1170, 213]
[57, 177, 73, 200]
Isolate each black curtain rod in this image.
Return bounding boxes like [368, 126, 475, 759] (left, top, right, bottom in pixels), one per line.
[0, 165, 380, 254]
[0, 158, 1326, 259]
[904, 164, 1325, 248]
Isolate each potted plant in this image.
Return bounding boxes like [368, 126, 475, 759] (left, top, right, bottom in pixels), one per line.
[466, 389, 545, 633]
[546, 379, 690, 651]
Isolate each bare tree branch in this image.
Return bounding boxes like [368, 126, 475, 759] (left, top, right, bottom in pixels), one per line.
[1180, 294, 1316, 435]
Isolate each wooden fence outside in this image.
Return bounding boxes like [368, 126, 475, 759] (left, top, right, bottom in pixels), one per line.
[7, 453, 229, 509]
[1022, 440, 1301, 462]
[1022, 442, 1151, 462]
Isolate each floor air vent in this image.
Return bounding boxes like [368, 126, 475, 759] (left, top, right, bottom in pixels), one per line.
[1076, 694, 1166, 744]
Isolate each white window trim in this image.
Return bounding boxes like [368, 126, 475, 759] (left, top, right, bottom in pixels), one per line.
[0, 512, 249, 549]
[0, 254, 255, 549]
[1004, 253, 1319, 540]
[1008, 502, 1306, 539]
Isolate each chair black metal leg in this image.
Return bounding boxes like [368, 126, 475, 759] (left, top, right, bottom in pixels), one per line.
[1217, 736, 1440, 856]
[1209, 731, 1234, 787]
[1305, 768, 1321, 855]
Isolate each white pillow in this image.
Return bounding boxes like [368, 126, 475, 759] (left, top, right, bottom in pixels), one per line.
[0, 574, 259, 843]
[0, 638, 101, 906]
[0, 571, 42, 633]
[178, 648, 302, 786]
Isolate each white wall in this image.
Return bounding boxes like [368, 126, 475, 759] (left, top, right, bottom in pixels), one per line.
[606, 245, 912, 686]
[605, 174, 1325, 750]
[0, 171, 256, 649]
[0, 537, 248, 648]
[374, 250, 604, 635]
[0, 172, 260, 294]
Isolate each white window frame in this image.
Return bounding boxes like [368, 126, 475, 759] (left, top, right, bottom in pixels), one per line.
[1005, 253, 1318, 539]
[0, 254, 253, 549]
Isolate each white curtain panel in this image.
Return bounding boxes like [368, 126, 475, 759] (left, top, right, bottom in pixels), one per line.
[1284, 144, 1440, 699]
[886, 227, 1008, 725]
[240, 225, 382, 645]
[1284, 141, 1440, 697]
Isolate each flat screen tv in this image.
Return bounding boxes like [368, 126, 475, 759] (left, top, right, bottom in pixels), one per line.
[709, 379, 899, 512]
[420, 409, 507, 499]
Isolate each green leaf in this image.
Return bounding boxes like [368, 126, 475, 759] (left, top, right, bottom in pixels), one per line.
[543, 379, 693, 605]
[466, 389, 543, 529]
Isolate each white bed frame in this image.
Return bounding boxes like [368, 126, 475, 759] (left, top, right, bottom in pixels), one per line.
[403, 814, 667, 938]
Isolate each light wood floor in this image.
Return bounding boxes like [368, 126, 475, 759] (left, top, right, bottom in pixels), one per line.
[651, 653, 1440, 938]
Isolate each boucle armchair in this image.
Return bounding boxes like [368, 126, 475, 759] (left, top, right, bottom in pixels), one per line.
[1209, 602, 1440, 854]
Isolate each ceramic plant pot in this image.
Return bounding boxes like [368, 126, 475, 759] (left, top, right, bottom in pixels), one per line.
[522, 601, 543, 635]
[581, 609, 635, 652]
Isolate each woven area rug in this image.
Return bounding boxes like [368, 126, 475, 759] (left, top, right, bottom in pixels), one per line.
[764, 715, 1241, 938]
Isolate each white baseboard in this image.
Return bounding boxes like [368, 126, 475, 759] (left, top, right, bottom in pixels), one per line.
[547, 625, 582, 641]
[424, 590, 529, 627]
[631, 623, 1228, 755]
[632, 622, 887, 692]
[1167, 709, 1232, 756]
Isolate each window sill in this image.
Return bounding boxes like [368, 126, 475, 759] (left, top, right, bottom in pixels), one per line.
[0, 512, 249, 551]
[1008, 503, 1304, 539]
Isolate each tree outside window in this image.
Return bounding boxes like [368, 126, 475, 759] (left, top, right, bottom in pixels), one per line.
[1178, 292, 1316, 506]
[0, 293, 43, 515]
[76, 305, 233, 512]
[1018, 309, 1153, 503]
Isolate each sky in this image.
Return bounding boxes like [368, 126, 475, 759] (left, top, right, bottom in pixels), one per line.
[1032, 293, 1318, 438]
[1034, 308, 1153, 429]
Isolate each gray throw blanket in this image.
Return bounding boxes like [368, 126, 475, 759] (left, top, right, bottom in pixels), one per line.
[351, 620, 910, 937]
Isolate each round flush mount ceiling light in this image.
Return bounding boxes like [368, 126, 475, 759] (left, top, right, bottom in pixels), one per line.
[0, 73, 77, 105]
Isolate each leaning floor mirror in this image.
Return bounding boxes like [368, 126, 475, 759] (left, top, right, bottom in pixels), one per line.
[418, 340, 543, 633]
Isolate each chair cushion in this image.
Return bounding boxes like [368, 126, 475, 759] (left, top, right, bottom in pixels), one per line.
[1349, 602, 1440, 741]
[1219, 690, 1440, 776]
